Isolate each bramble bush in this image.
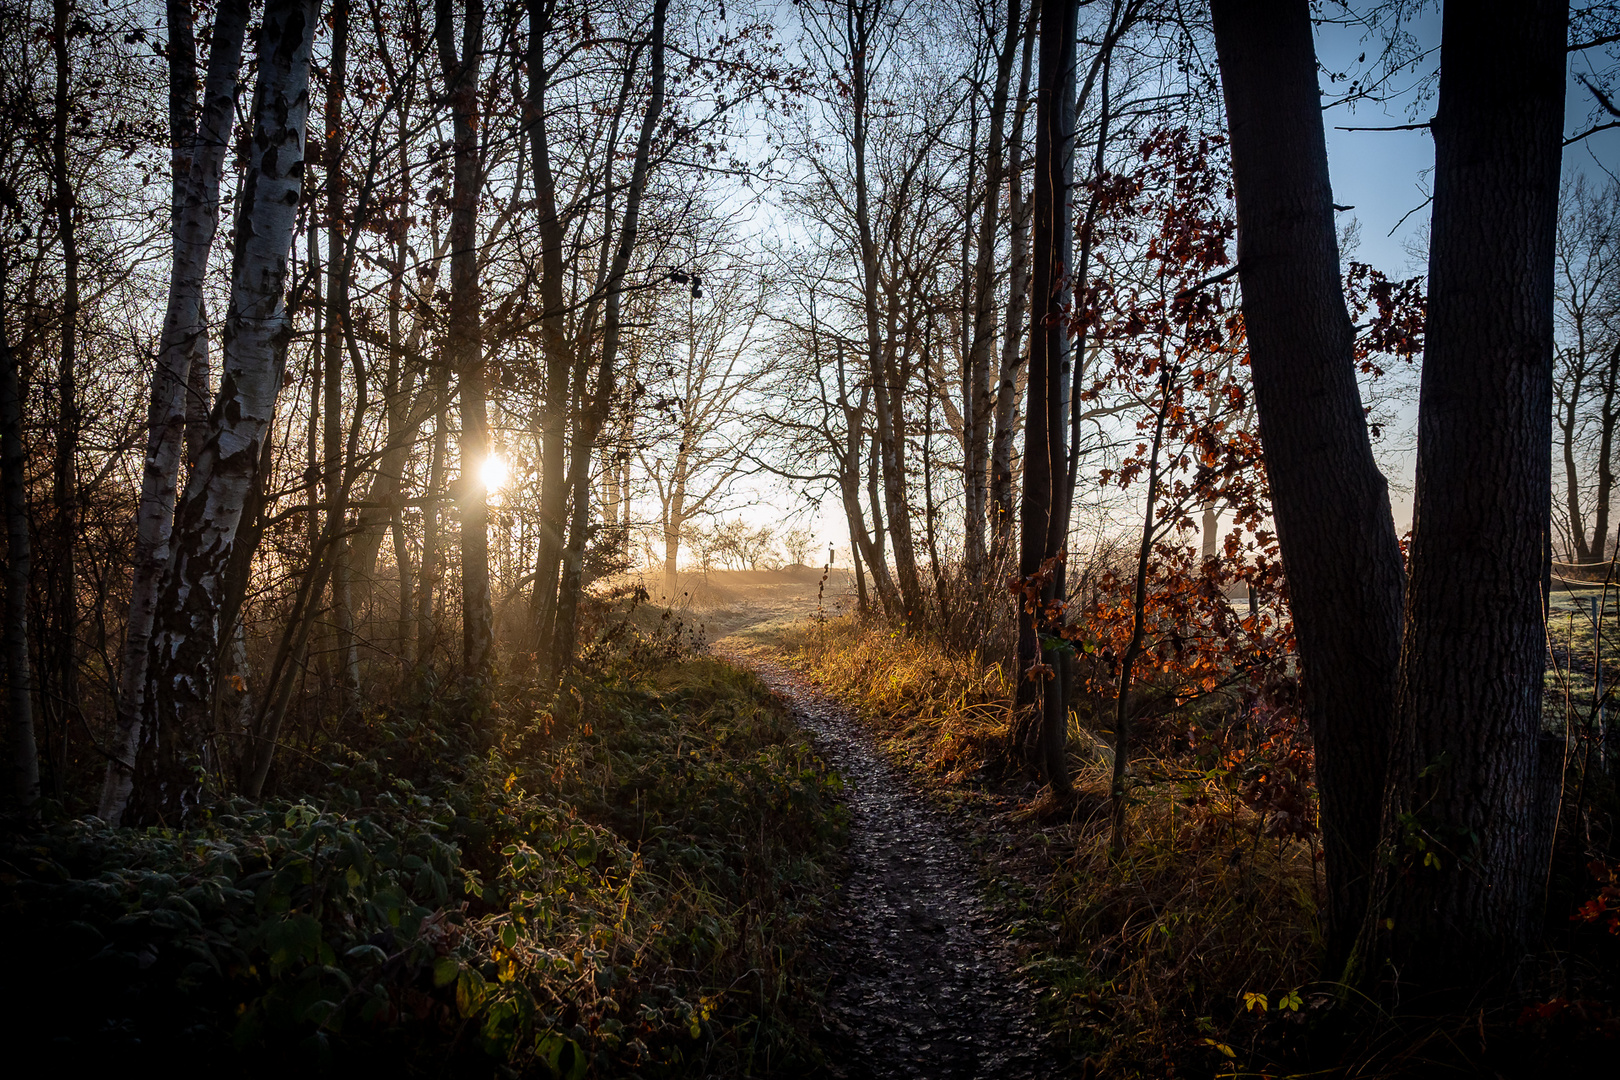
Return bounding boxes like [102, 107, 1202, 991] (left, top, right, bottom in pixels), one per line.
[1, 641, 844, 1076]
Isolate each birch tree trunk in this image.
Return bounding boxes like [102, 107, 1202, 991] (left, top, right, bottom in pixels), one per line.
[100, 0, 249, 822]
[125, 0, 318, 824]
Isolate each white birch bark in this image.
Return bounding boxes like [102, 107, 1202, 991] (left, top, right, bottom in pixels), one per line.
[99, 0, 250, 822]
[127, 0, 319, 823]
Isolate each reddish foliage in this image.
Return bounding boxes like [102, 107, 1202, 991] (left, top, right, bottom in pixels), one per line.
[1573, 859, 1620, 935]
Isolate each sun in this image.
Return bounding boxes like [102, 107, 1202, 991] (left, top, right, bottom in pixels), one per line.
[479, 453, 509, 495]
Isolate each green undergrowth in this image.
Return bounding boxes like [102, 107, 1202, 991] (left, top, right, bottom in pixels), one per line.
[1, 646, 845, 1076]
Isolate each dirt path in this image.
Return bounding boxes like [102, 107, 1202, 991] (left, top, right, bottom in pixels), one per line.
[725, 652, 1068, 1079]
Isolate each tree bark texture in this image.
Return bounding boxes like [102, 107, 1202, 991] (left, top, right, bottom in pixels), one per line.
[1376, 0, 1567, 983]
[126, 0, 318, 824]
[1014, 0, 1077, 792]
[101, 0, 249, 822]
[1211, 0, 1406, 964]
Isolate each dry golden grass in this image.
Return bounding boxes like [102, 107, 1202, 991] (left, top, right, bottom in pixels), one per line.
[778, 615, 1325, 1077]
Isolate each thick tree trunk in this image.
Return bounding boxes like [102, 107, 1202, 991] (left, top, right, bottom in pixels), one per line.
[871, 348, 924, 618]
[126, 0, 318, 825]
[100, 0, 249, 822]
[436, 0, 492, 681]
[1375, 0, 1567, 985]
[662, 514, 683, 597]
[661, 445, 688, 597]
[1, 258, 38, 805]
[835, 347, 896, 611]
[1211, 0, 1406, 965]
[844, 0, 923, 622]
[864, 430, 899, 613]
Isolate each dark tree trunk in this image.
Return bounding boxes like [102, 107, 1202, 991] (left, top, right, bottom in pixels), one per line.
[551, 0, 668, 671]
[47, 0, 81, 778]
[1014, 0, 1077, 793]
[1586, 341, 1620, 562]
[1, 255, 38, 805]
[963, 0, 1023, 580]
[1211, 0, 1406, 966]
[865, 430, 898, 614]
[1110, 374, 1169, 857]
[435, 0, 492, 681]
[417, 383, 449, 665]
[523, 0, 572, 671]
[1375, 0, 1567, 986]
[989, 15, 1036, 557]
[324, 0, 359, 709]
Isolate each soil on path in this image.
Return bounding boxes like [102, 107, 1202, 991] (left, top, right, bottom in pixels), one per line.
[720, 648, 1069, 1079]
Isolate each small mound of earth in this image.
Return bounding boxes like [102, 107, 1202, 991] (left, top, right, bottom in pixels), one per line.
[738, 658, 1074, 1079]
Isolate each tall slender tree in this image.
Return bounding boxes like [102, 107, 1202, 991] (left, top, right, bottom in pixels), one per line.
[45, 0, 81, 776]
[324, 0, 360, 709]
[435, 0, 492, 682]
[1014, 0, 1078, 793]
[550, 0, 669, 668]
[1, 236, 36, 805]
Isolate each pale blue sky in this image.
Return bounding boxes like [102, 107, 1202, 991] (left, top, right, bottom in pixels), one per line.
[1314, 7, 1620, 527]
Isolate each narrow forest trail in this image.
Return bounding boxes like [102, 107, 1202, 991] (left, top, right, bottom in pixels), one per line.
[714, 619, 1068, 1079]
